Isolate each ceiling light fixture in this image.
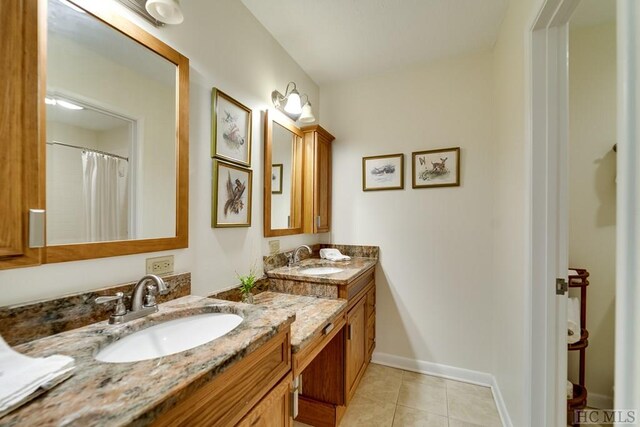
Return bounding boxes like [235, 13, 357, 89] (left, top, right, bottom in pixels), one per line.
[56, 99, 84, 110]
[272, 82, 315, 122]
[145, 0, 184, 25]
[46, 97, 84, 110]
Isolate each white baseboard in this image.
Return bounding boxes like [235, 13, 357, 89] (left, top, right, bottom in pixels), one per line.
[372, 352, 513, 427]
[588, 392, 613, 409]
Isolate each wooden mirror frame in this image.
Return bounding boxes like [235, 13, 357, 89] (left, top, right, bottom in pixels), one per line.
[42, 0, 189, 263]
[263, 110, 304, 237]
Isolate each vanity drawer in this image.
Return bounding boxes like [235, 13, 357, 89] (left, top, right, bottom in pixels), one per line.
[154, 328, 291, 427]
[367, 316, 375, 357]
[366, 287, 375, 319]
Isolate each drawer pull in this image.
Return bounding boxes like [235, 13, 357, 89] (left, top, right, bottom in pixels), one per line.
[322, 322, 334, 335]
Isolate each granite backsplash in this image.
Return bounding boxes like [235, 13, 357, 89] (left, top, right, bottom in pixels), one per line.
[263, 243, 379, 272]
[0, 272, 191, 346]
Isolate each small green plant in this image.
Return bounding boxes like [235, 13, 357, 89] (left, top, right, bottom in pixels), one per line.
[237, 266, 258, 303]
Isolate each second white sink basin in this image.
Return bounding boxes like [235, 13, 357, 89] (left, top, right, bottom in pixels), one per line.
[301, 267, 344, 275]
[96, 313, 243, 363]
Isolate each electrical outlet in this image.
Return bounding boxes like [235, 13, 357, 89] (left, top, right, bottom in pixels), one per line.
[146, 255, 174, 275]
[268, 240, 280, 255]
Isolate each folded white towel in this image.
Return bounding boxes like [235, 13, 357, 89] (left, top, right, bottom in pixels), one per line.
[567, 381, 574, 399]
[0, 335, 75, 417]
[567, 297, 581, 344]
[319, 248, 351, 262]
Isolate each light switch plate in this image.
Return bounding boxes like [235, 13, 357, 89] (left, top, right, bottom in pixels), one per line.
[146, 255, 174, 275]
[268, 240, 280, 255]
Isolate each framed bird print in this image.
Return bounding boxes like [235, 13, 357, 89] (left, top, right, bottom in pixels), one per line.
[212, 88, 252, 166]
[271, 164, 283, 194]
[212, 160, 252, 228]
[412, 147, 460, 188]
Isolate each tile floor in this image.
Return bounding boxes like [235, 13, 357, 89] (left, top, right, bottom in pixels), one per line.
[294, 363, 502, 427]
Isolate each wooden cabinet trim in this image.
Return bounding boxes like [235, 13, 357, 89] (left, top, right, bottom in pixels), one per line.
[153, 328, 291, 427]
[293, 310, 346, 376]
[237, 373, 292, 427]
[0, 0, 44, 269]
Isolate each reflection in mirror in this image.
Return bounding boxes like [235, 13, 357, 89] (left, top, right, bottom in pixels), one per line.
[46, 0, 177, 245]
[264, 110, 303, 237]
[271, 123, 294, 230]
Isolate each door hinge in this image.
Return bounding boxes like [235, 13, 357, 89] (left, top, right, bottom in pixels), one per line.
[556, 278, 568, 295]
[29, 209, 46, 248]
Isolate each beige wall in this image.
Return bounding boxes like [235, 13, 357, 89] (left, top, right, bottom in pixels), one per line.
[0, 0, 327, 306]
[321, 52, 496, 375]
[491, 0, 540, 424]
[568, 21, 616, 408]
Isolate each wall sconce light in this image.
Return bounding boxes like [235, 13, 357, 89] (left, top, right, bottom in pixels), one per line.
[145, 0, 184, 24]
[272, 82, 316, 123]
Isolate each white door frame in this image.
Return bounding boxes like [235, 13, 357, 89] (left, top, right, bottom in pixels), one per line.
[530, 0, 640, 423]
[615, 0, 640, 412]
[528, 0, 579, 425]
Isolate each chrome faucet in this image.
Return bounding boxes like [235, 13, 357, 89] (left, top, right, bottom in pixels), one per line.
[96, 274, 169, 324]
[288, 245, 311, 267]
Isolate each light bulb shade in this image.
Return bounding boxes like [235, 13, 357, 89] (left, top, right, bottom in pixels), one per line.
[299, 102, 315, 123]
[284, 90, 302, 115]
[146, 0, 184, 24]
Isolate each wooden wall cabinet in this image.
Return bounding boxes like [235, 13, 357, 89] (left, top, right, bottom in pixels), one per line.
[302, 126, 334, 234]
[0, 0, 43, 270]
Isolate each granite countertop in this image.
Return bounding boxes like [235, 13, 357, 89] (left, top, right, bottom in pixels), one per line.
[266, 257, 377, 285]
[1, 296, 294, 427]
[253, 292, 347, 353]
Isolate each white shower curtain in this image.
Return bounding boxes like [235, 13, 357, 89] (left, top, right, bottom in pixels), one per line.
[81, 151, 128, 242]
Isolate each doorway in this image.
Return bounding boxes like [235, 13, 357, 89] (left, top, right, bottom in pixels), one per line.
[529, 0, 638, 425]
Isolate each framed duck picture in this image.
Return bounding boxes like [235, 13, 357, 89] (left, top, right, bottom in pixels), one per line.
[412, 147, 461, 188]
[211, 88, 252, 167]
[212, 160, 252, 228]
[362, 153, 404, 191]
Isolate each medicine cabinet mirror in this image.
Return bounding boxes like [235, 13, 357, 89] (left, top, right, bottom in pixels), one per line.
[264, 110, 304, 237]
[44, 0, 189, 262]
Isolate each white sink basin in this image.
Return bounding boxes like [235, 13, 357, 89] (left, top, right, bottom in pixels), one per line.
[301, 267, 344, 275]
[95, 313, 243, 363]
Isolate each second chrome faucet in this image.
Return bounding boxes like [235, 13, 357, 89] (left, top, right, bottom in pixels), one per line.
[287, 245, 312, 267]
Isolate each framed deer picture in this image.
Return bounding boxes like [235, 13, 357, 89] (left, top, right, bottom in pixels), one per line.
[412, 147, 460, 188]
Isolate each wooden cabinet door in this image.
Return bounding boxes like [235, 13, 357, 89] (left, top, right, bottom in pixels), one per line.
[314, 132, 331, 233]
[0, 0, 42, 269]
[237, 375, 291, 427]
[346, 297, 366, 396]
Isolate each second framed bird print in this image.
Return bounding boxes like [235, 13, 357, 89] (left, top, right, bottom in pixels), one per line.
[212, 160, 252, 228]
[212, 88, 252, 166]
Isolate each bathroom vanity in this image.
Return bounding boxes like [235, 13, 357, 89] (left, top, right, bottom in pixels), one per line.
[267, 254, 377, 426]
[1, 296, 296, 426]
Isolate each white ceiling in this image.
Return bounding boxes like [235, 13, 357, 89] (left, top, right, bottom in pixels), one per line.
[571, 0, 616, 28]
[241, 0, 508, 84]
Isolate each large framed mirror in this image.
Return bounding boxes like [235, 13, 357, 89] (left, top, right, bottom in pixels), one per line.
[43, 0, 189, 263]
[264, 110, 304, 237]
